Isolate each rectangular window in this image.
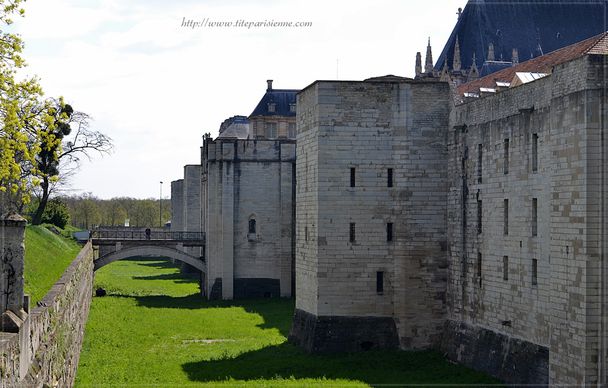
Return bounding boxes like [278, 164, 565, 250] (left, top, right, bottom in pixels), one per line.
[503, 256, 509, 281]
[477, 144, 482, 183]
[532, 198, 538, 236]
[289, 103, 296, 113]
[265, 122, 277, 138]
[268, 103, 276, 113]
[387, 222, 393, 242]
[477, 252, 482, 287]
[288, 123, 296, 138]
[376, 271, 384, 294]
[350, 168, 356, 187]
[387, 168, 393, 187]
[504, 199, 509, 235]
[532, 133, 538, 172]
[349, 223, 356, 242]
[305, 226, 308, 242]
[532, 258, 538, 285]
[504, 139, 509, 174]
[477, 200, 482, 234]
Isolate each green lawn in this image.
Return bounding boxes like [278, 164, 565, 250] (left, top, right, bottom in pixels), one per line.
[24, 224, 83, 305]
[76, 258, 499, 387]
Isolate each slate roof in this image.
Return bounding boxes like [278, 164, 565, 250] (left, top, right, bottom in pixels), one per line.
[249, 88, 298, 117]
[457, 31, 608, 96]
[436, 0, 608, 74]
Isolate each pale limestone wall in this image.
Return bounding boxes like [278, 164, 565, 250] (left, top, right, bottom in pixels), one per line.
[294, 84, 320, 314]
[448, 54, 607, 385]
[170, 179, 184, 231]
[295, 79, 449, 348]
[203, 142, 231, 298]
[183, 165, 202, 233]
[203, 139, 295, 299]
[183, 165, 202, 260]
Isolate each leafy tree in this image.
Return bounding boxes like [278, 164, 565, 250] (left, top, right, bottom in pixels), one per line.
[0, 0, 45, 213]
[41, 197, 70, 228]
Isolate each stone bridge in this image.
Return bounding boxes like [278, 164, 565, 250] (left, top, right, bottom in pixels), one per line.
[91, 228, 206, 272]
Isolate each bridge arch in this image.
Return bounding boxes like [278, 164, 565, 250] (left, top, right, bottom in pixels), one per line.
[94, 245, 205, 272]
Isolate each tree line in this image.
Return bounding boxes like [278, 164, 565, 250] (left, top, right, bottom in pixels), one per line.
[0, 1, 112, 221]
[55, 195, 172, 230]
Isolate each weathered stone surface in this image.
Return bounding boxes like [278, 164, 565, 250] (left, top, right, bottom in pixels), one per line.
[233, 278, 280, 298]
[1, 242, 94, 388]
[295, 79, 449, 351]
[289, 308, 399, 353]
[441, 319, 549, 385]
[0, 310, 24, 333]
[448, 54, 607, 385]
[0, 215, 26, 315]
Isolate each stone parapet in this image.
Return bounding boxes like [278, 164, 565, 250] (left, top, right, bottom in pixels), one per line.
[1, 242, 94, 388]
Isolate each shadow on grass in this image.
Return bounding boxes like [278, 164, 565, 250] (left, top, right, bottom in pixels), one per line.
[131, 272, 199, 283]
[181, 343, 499, 386]
[102, 292, 295, 337]
[127, 257, 182, 269]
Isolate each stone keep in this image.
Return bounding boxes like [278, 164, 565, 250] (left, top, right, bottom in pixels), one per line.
[289, 78, 450, 352]
[202, 138, 296, 300]
[443, 53, 608, 385]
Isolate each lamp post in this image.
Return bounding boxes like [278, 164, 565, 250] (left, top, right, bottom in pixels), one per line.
[159, 181, 163, 227]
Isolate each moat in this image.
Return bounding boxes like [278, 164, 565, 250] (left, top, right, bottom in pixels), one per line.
[75, 257, 497, 387]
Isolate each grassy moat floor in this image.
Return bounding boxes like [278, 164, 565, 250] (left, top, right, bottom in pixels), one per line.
[75, 258, 500, 387]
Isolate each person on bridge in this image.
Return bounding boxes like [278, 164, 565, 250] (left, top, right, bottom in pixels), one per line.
[145, 228, 151, 240]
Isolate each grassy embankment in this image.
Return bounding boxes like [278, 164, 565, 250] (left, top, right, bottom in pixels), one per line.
[24, 224, 83, 305]
[76, 258, 500, 387]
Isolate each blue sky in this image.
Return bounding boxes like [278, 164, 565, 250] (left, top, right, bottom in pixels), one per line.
[12, 0, 464, 199]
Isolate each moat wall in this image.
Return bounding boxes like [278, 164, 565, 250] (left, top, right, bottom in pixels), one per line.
[1, 239, 94, 388]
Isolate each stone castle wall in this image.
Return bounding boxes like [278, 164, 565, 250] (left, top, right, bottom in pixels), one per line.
[203, 139, 295, 299]
[1, 238, 94, 388]
[444, 54, 607, 385]
[290, 79, 449, 352]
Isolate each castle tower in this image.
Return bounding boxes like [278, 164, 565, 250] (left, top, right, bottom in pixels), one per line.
[425, 38, 433, 73]
[289, 77, 450, 354]
[415, 52, 422, 76]
[453, 36, 462, 71]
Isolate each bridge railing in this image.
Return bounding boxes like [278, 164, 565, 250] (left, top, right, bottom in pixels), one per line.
[91, 229, 205, 242]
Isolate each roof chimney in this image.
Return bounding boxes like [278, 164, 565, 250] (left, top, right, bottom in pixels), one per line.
[512, 48, 519, 64]
[488, 43, 495, 61]
[415, 52, 422, 76]
[267, 79, 273, 92]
